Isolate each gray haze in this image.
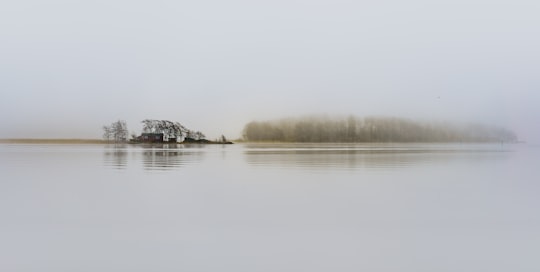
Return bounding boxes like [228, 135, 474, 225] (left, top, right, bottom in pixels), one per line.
[1, 0, 539, 142]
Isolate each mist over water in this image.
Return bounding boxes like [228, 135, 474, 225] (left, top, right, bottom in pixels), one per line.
[1, 143, 539, 271]
[1, 0, 540, 270]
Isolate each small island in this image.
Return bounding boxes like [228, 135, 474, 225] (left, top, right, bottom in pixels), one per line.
[103, 119, 233, 144]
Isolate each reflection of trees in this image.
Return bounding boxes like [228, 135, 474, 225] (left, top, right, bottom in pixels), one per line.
[103, 145, 128, 169]
[244, 149, 427, 170]
[243, 144, 510, 171]
[103, 145, 204, 171]
[141, 147, 203, 171]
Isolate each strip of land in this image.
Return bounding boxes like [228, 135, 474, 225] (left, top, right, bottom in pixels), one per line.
[0, 139, 107, 144]
[0, 138, 234, 145]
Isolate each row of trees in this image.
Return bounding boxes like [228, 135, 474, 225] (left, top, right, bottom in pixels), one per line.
[243, 116, 517, 143]
[142, 119, 206, 140]
[141, 119, 187, 140]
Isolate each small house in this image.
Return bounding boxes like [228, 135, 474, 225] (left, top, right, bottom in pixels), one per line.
[140, 133, 164, 143]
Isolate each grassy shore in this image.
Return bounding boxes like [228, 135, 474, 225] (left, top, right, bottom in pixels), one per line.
[0, 139, 108, 144]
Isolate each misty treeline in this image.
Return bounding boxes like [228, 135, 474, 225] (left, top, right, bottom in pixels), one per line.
[243, 116, 517, 143]
[103, 119, 206, 142]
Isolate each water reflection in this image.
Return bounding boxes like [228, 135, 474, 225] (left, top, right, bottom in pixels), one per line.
[101, 143, 513, 171]
[103, 145, 204, 171]
[244, 144, 513, 171]
[141, 148, 202, 171]
[2, 143, 536, 271]
[103, 145, 128, 170]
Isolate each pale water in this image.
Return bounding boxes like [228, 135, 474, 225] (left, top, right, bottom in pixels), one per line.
[1, 143, 539, 271]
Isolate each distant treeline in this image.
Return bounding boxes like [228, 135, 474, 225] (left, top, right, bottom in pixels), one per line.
[243, 116, 517, 143]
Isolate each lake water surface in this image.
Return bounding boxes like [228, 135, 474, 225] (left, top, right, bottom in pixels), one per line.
[1, 143, 539, 271]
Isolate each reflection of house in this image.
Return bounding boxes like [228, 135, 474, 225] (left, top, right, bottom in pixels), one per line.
[140, 133, 164, 143]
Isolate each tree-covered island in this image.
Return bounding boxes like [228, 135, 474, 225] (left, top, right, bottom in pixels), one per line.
[103, 119, 232, 144]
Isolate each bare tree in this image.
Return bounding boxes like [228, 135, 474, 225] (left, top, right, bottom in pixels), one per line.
[103, 120, 128, 143]
[195, 131, 206, 140]
[112, 120, 128, 142]
[102, 126, 113, 142]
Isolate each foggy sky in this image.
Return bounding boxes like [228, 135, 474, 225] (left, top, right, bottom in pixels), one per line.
[1, 0, 539, 142]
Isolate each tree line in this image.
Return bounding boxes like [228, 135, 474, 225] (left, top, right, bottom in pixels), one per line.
[141, 119, 206, 141]
[243, 116, 517, 143]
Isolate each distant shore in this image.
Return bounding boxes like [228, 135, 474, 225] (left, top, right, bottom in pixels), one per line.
[1, 138, 522, 145]
[0, 139, 108, 144]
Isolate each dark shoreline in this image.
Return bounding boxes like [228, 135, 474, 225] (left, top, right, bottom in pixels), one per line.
[0, 138, 234, 145]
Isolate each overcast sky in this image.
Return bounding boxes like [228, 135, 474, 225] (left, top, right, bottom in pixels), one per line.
[1, 0, 539, 142]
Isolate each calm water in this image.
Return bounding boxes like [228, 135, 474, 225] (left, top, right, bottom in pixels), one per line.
[1, 143, 539, 271]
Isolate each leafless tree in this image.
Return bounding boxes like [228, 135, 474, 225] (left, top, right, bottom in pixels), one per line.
[103, 120, 128, 142]
[102, 126, 113, 142]
[195, 131, 206, 140]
